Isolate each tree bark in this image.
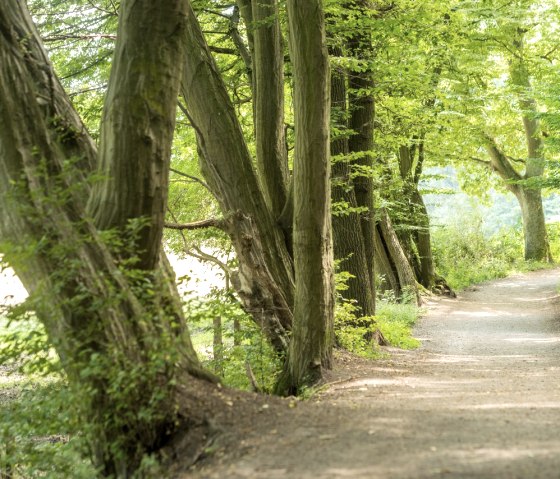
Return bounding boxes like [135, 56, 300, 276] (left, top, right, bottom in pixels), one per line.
[181, 2, 295, 352]
[252, 0, 289, 220]
[0, 1, 217, 475]
[377, 209, 420, 304]
[275, 0, 334, 395]
[397, 143, 437, 289]
[347, 12, 376, 296]
[330, 47, 376, 318]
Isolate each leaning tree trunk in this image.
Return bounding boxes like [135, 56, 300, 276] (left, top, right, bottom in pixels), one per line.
[275, 0, 334, 395]
[0, 1, 217, 476]
[377, 210, 421, 304]
[181, 3, 295, 352]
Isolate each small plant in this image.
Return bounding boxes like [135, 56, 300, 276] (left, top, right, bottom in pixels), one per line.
[187, 289, 282, 392]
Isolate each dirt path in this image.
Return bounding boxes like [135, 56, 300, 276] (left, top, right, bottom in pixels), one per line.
[187, 269, 560, 479]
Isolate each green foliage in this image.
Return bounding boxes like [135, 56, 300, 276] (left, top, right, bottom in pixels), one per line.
[376, 302, 421, 350]
[0, 375, 95, 479]
[0, 308, 95, 478]
[432, 214, 557, 291]
[187, 289, 282, 393]
[334, 270, 420, 356]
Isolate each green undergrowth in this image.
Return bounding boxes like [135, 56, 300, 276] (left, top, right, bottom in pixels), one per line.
[334, 272, 421, 357]
[432, 221, 559, 291]
[187, 289, 282, 393]
[376, 302, 421, 349]
[0, 316, 95, 479]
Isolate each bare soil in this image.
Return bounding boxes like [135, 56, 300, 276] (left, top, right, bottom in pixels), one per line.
[183, 268, 560, 479]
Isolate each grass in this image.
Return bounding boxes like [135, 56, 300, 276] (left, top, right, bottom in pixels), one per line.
[432, 222, 559, 291]
[376, 302, 421, 349]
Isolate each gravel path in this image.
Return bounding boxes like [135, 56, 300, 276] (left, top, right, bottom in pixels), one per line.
[188, 268, 560, 478]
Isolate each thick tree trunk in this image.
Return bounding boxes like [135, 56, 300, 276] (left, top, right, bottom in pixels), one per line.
[330, 48, 376, 318]
[0, 2, 216, 476]
[517, 187, 551, 261]
[181, 3, 295, 352]
[275, 0, 334, 395]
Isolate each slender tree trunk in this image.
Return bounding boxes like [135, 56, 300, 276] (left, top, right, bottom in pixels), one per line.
[397, 143, 437, 289]
[275, 0, 334, 395]
[252, 0, 289, 220]
[213, 316, 224, 376]
[0, 1, 217, 476]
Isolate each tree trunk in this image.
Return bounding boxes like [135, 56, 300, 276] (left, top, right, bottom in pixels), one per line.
[181, 3, 295, 352]
[213, 316, 224, 376]
[275, 0, 334, 395]
[252, 0, 289, 220]
[347, 16, 376, 296]
[517, 187, 551, 261]
[480, 28, 552, 263]
[397, 143, 437, 289]
[330, 47, 376, 318]
[0, 1, 217, 476]
[377, 210, 421, 304]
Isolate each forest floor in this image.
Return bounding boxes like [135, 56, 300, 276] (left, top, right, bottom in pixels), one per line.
[182, 268, 560, 479]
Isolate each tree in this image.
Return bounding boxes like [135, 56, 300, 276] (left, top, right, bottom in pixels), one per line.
[276, 0, 334, 394]
[434, 0, 557, 262]
[0, 0, 218, 475]
[0, 0, 335, 474]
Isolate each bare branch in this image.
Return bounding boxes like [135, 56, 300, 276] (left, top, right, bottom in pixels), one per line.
[169, 167, 211, 191]
[164, 218, 226, 231]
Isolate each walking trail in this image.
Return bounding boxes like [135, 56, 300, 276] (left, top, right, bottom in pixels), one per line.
[185, 268, 560, 478]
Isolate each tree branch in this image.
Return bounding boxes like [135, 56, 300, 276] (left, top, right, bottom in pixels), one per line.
[169, 167, 211, 191]
[164, 219, 226, 231]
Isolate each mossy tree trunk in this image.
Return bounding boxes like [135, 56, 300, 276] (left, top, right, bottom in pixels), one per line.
[0, 1, 217, 476]
[275, 0, 334, 395]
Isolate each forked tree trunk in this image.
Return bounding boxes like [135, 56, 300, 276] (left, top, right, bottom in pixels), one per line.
[0, 1, 217, 476]
[481, 28, 552, 263]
